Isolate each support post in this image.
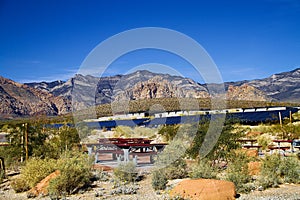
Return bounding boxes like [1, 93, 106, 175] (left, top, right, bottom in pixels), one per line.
[279, 112, 282, 128]
[123, 149, 129, 162]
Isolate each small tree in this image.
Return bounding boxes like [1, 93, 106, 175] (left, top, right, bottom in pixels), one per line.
[187, 119, 243, 162]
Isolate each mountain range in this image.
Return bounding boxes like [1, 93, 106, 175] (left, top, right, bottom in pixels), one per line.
[1, 68, 299, 119]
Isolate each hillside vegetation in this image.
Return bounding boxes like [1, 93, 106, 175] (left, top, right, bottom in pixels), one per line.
[79, 98, 299, 119]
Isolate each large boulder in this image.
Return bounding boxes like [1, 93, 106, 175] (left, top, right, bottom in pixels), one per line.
[170, 179, 236, 200]
[27, 170, 60, 198]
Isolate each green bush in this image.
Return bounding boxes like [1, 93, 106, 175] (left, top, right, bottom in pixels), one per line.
[226, 152, 252, 193]
[48, 152, 93, 196]
[113, 161, 138, 183]
[11, 158, 56, 192]
[258, 154, 300, 188]
[151, 169, 168, 190]
[164, 158, 188, 180]
[154, 139, 188, 180]
[279, 156, 300, 184]
[11, 176, 30, 193]
[189, 159, 217, 179]
[259, 154, 282, 188]
[257, 134, 272, 150]
[11, 151, 93, 196]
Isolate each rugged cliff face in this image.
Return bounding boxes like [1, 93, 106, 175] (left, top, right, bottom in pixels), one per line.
[0, 76, 70, 118]
[24, 70, 273, 106]
[2, 67, 300, 118]
[226, 68, 300, 102]
[114, 75, 209, 100]
[226, 84, 270, 101]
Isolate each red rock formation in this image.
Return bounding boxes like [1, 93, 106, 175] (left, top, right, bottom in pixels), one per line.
[27, 170, 60, 197]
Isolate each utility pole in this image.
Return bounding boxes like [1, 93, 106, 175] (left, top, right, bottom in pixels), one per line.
[25, 123, 28, 161]
[20, 125, 24, 163]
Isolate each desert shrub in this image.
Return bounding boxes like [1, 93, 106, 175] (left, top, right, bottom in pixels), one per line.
[11, 176, 30, 193]
[189, 159, 217, 179]
[11, 157, 56, 192]
[113, 161, 138, 183]
[151, 169, 168, 190]
[226, 152, 252, 193]
[271, 122, 300, 140]
[258, 154, 282, 188]
[109, 184, 139, 195]
[279, 156, 300, 184]
[257, 134, 272, 150]
[164, 158, 188, 180]
[94, 169, 110, 182]
[154, 138, 189, 180]
[251, 124, 273, 133]
[133, 126, 157, 139]
[48, 152, 92, 197]
[256, 154, 300, 188]
[113, 126, 133, 138]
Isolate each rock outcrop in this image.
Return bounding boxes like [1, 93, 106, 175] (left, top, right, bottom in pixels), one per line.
[170, 179, 236, 200]
[227, 67, 300, 102]
[226, 84, 270, 101]
[0, 76, 70, 118]
[115, 75, 209, 100]
[27, 170, 60, 198]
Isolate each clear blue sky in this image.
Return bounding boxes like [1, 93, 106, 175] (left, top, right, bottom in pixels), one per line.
[1, 0, 300, 83]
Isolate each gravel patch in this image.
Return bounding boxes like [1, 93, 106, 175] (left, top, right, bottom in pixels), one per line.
[238, 184, 300, 200]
